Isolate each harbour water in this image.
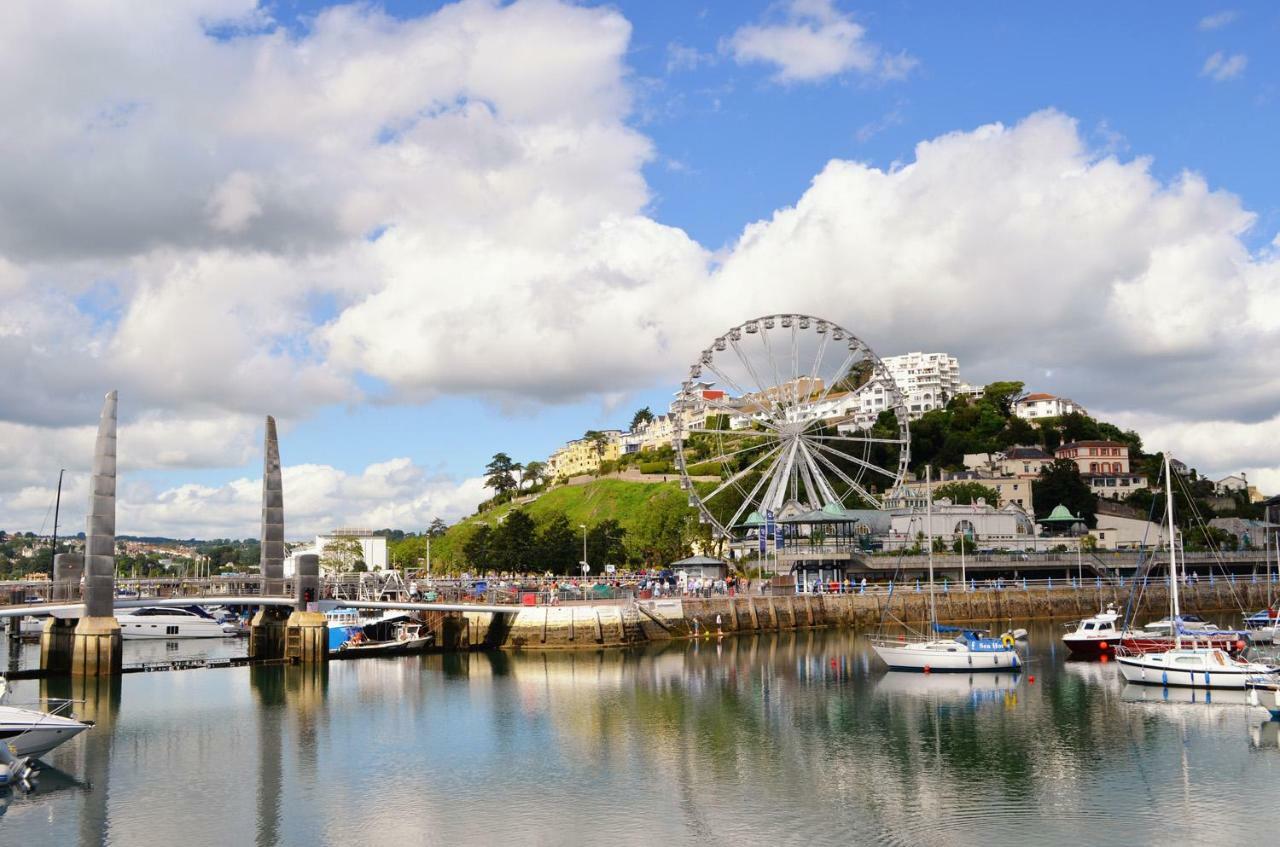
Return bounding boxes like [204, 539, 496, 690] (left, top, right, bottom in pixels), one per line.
[4, 622, 1279, 846]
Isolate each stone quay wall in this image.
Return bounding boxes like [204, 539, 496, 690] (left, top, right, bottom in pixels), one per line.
[445, 580, 1272, 650]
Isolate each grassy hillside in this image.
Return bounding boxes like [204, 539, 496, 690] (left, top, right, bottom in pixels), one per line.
[423, 478, 683, 569]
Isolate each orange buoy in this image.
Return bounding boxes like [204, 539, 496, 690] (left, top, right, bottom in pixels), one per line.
[923, 665, 932, 674]
[1236, 640, 1247, 653]
[1099, 654, 1109, 663]
[1028, 675, 1035, 684]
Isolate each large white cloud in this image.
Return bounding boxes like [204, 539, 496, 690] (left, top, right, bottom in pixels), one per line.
[1, 1, 1279, 538]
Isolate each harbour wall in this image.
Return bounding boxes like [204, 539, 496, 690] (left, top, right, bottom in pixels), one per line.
[443, 581, 1273, 650]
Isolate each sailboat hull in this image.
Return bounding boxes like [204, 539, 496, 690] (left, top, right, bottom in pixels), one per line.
[1116, 649, 1276, 690]
[871, 640, 1021, 673]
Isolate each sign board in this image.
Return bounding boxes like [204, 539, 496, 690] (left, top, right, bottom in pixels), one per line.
[759, 533, 767, 554]
[605, 564, 616, 574]
[581, 563, 591, 574]
[765, 509, 776, 535]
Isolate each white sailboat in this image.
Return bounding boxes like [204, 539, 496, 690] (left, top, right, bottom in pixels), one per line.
[1117, 455, 1278, 690]
[871, 467, 1022, 673]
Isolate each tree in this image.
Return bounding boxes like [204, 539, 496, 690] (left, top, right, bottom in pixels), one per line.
[982, 381, 1025, 416]
[463, 525, 493, 569]
[1037, 419, 1061, 452]
[427, 517, 449, 537]
[1059, 412, 1102, 444]
[521, 461, 547, 491]
[1034, 459, 1097, 527]
[587, 519, 628, 567]
[630, 407, 655, 432]
[321, 537, 364, 573]
[629, 487, 696, 566]
[484, 453, 519, 499]
[535, 514, 578, 574]
[492, 510, 537, 572]
[934, 481, 1001, 506]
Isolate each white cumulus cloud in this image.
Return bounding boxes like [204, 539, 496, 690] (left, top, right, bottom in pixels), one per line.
[727, 0, 915, 83]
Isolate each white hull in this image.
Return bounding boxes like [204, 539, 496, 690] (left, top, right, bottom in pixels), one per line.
[0, 706, 92, 758]
[1116, 649, 1277, 690]
[1246, 625, 1279, 644]
[871, 640, 1021, 672]
[116, 615, 234, 640]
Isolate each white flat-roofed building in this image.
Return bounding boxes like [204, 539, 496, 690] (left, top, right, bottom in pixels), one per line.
[843, 352, 974, 429]
[1014, 393, 1087, 420]
[288, 528, 388, 576]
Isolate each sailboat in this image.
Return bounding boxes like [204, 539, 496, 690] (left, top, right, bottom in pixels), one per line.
[871, 467, 1022, 673]
[1116, 455, 1278, 689]
[1243, 532, 1279, 645]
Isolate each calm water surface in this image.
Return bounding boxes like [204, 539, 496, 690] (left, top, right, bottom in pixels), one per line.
[3, 622, 1279, 846]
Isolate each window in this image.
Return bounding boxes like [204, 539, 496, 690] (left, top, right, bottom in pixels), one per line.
[166, 625, 179, 636]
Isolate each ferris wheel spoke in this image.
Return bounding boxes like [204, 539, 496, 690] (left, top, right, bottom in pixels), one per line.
[794, 444, 825, 509]
[807, 348, 862, 417]
[808, 446, 883, 509]
[725, 446, 789, 531]
[692, 437, 778, 468]
[728, 335, 789, 424]
[804, 436, 902, 482]
[798, 440, 842, 506]
[693, 393, 785, 433]
[759, 322, 788, 412]
[762, 439, 801, 513]
[698, 442, 785, 505]
[805, 327, 831, 404]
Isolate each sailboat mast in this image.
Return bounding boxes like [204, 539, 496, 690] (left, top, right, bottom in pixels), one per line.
[926, 465, 937, 628]
[1164, 454, 1181, 647]
[50, 468, 64, 567]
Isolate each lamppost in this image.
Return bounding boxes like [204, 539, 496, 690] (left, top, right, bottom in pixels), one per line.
[579, 524, 588, 579]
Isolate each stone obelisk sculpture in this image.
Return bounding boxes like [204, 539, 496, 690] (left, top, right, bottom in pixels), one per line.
[71, 390, 122, 676]
[249, 416, 292, 660]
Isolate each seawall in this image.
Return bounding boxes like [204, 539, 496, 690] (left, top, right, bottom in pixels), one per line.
[446, 580, 1272, 650]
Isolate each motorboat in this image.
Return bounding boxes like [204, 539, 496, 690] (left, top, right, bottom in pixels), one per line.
[1142, 613, 1217, 634]
[325, 607, 364, 652]
[871, 466, 1021, 673]
[332, 622, 433, 658]
[0, 680, 92, 758]
[1116, 455, 1276, 690]
[1062, 605, 1123, 656]
[1244, 609, 1280, 645]
[115, 606, 240, 639]
[1247, 677, 1280, 721]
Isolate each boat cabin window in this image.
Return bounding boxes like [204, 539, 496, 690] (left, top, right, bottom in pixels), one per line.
[1083, 623, 1095, 630]
[1098, 622, 1113, 631]
[1174, 656, 1202, 667]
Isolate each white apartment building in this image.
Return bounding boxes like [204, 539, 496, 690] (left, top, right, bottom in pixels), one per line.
[286, 528, 388, 576]
[844, 352, 976, 429]
[1013, 393, 1087, 420]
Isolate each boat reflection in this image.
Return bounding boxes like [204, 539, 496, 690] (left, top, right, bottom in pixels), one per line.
[874, 670, 1021, 708]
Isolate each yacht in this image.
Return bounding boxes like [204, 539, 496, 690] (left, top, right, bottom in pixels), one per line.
[1116, 455, 1276, 690]
[115, 606, 240, 639]
[1142, 613, 1217, 634]
[871, 466, 1021, 673]
[0, 681, 92, 758]
[1062, 605, 1122, 656]
[1244, 609, 1279, 645]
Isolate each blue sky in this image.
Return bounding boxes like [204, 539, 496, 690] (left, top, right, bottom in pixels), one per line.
[3, 1, 1278, 536]
[221, 0, 1279, 490]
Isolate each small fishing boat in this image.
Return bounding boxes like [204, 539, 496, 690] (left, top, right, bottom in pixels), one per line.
[333, 622, 433, 658]
[1062, 605, 1122, 656]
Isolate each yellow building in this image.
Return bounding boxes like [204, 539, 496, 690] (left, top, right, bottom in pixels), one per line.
[549, 431, 622, 479]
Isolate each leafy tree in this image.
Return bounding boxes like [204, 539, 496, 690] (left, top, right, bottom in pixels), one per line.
[463, 525, 493, 569]
[1059, 412, 1102, 444]
[484, 453, 519, 499]
[587, 519, 628, 567]
[997, 416, 1038, 450]
[521, 461, 547, 491]
[321, 537, 364, 572]
[1037, 419, 1061, 452]
[934, 481, 1001, 506]
[492, 510, 537, 572]
[982, 381, 1025, 416]
[1034, 459, 1097, 527]
[951, 536, 977, 554]
[628, 487, 696, 566]
[535, 514, 579, 574]
[630, 407, 655, 432]
[428, 517, 449, 537]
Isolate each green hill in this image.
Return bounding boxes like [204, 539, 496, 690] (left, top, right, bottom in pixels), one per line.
[398, 478, 685, 570]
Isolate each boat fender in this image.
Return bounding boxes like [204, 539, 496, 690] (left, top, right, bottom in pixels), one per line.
[1205, 671, 1211, 686]
[1001, 633, 1016, 649]
[1011, 654, 1019, 668]
[1162, 671, 1168, 687]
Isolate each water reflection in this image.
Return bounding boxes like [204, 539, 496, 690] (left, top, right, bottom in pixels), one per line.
[0, 624, 1278, 846]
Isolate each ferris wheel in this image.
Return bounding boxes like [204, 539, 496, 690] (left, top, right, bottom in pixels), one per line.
[673, 314, 910, 541]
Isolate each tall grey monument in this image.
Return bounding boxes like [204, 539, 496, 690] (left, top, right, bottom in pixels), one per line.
[71, 390, 122, 675]
[260, 415, 284, 586]
[83, 390, 117, 618]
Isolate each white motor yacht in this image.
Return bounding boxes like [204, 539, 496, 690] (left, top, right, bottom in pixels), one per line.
[1062, 605, 1123, 657]
[0, 681, 92, 758]
[115, 606, 239, 639]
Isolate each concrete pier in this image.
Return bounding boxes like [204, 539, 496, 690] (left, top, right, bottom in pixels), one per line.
[285, 554, 326, 665]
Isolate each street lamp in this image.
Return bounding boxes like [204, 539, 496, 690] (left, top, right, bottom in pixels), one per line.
[579, 524, 588, 578]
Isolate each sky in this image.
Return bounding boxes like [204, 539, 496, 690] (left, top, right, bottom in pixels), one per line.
[1, 0, 1278, 539]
